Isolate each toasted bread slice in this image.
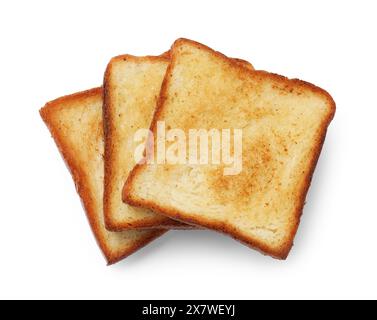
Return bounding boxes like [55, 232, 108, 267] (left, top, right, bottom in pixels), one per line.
[123, 39, 335, 259]
[103, 54, 253, 230]
[103, 55, 187, 230]
[40, 88, 166, 264]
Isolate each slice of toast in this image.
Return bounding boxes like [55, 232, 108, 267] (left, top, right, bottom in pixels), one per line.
[40, 88, 166, 265]
[123, 39, 335, 259]
[103, 54, 253, 230]
[103, 55, 187, 230]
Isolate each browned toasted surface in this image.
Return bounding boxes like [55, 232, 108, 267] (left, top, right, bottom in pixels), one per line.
[123, 39, 335, 259]
[40, 88, 166, 264]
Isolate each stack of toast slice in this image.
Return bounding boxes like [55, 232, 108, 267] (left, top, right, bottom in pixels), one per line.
[40, 38, 335, 263]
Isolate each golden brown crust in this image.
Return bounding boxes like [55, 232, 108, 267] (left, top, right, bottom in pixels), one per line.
[40, 88, 166, 264]
[102, 54, 194, 230]
[123, 38, 336, 259]
[232, 58, 254, 70]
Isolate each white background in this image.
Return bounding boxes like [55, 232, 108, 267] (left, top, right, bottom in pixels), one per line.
[1, 0, 376, 300]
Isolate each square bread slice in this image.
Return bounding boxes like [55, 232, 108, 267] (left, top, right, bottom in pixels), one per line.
[40, 88, 166, 264]
[123, 39, 336, 259]
[103, 55, 189, 230]
[103, 54, 254, 230]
